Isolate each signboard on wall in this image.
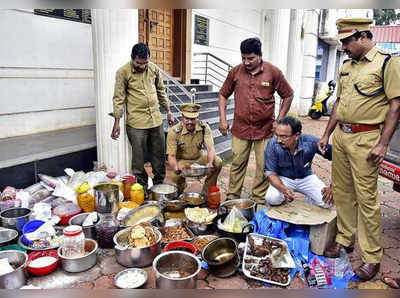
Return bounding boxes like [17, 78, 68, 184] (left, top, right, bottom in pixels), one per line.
[34, 9, 91, 24]
[194, 15, 209, 46]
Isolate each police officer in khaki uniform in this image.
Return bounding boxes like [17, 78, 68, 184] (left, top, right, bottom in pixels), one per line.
[318, 18, 400, 281]
[166, 103, 223, 194]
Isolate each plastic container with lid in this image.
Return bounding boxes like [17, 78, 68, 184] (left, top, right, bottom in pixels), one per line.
[77, 182, 95, 213]
[61, 225, 85, 258]
[207, 186, 221, 209]
[95, 214, 119, 249]
[130, 183, 144, 206]
[53, 203, 82, 225]
[122, 176, 136, 200]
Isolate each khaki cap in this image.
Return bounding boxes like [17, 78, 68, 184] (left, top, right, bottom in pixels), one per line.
[335, 18, 373, 40]
[181, 103, 201, 118]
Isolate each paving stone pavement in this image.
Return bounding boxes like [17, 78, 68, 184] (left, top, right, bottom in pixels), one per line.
[28, 117, 399, 290]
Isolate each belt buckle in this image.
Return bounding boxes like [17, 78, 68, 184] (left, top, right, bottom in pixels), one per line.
[341, 123, 353, 133]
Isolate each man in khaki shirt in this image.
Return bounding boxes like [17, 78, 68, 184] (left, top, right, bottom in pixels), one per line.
[318, 18, 400, 281]
[111, 43, 174, 189]
[166, 103, 222, 194]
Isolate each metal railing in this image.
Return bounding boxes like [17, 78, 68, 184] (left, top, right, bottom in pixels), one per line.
[193, 52, 233, 90]
[152, 62, 195, 113]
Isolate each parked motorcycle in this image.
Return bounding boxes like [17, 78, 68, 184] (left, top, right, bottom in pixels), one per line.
[308, 80, 336, 120]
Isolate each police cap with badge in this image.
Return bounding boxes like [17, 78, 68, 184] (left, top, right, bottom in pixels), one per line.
[181, 103, 201, 119]
[335, 17, 373, 40]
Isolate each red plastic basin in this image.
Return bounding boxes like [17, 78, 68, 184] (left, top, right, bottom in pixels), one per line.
[27, 249, 59, 276]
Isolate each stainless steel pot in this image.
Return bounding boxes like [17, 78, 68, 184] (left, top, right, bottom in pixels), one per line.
[202, 237, 240, 278]
[0, 250, 28, 289]
[122, 203, 164, 228]
[0, 208, 31, 233]
[93, 183, 119, 216]
[219, 199, 256, 220]
[114, 227, 162, 267]
[150, 184, 178, 201]
[57, 239, 98, 273]
[152, 251, 201, 289]
[68, 213, 99, 240]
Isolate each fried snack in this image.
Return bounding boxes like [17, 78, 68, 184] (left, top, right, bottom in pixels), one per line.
[128, 222, 157, 248]
[161, 224, 191, 243]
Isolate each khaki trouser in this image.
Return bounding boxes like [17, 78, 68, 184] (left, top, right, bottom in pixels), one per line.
[332, 127, 382, 264]
[168, 151, 223, 194]
[228, 136, 270, 202]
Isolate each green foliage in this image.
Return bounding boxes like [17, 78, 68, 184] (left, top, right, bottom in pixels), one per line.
[375, 9, 400, 25]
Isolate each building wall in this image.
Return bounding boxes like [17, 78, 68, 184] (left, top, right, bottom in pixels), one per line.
[0, 9, 95, 139]
[191, 9, 263, 89]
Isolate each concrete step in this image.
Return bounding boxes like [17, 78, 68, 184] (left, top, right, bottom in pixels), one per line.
[215, 138, 233, 160]
[165, 84, 212, 93]
[168, 90, 220, 103]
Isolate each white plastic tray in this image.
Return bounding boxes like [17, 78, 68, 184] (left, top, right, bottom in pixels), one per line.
[242, 233, 293, 287]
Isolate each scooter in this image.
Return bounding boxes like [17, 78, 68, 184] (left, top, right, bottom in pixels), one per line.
[308, 80, 336, 120]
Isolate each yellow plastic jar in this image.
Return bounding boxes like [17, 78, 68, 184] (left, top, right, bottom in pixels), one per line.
[130, 183, 144, 206]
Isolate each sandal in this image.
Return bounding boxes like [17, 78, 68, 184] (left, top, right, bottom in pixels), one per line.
[381, 275, 400, 289]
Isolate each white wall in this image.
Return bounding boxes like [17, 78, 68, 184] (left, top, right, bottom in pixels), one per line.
[191, 9, 263, 89]
[0, 9, 95, 138]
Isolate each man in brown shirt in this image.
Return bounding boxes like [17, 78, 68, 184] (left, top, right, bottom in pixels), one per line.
[219, 37, 293, 202]
[111, 43, 174, 189]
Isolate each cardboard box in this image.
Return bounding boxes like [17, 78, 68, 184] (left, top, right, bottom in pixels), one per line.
[266, 200, 337, 255]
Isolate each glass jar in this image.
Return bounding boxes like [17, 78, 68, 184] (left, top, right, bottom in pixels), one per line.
[130, 183, 144, 206]
[62, 225, 85, 258]
[95, 214, 119, 249]
[122, 176, 136, 200]
[207, 186, 221, 209]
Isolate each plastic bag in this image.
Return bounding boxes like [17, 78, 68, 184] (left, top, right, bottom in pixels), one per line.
[1, 186, 17, 201]
[220, 206, 248, 233]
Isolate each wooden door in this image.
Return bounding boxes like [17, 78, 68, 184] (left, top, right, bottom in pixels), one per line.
[138, 9, 173, 75]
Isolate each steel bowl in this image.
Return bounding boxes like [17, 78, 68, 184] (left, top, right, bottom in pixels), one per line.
[150, 184, 178, 201]
[69, 213, 99, 240]
[114, 268, 148, 289]
[202, 237, 240, 278]
[57, 238, 98, 273]
[114, 226, 162, 268]
[184, 208, 216, 236]
[0, 228, 19, 246]
[0, 250, 28, 289]
[219, 199, 257, 220]
[163, 199, 187, 212]
[182, 166, 210, 178]
[122, 203, 164, 228]
[180, 193, 206, 206]
[0, 208, 31, 233]
[152, 251, 201, 289]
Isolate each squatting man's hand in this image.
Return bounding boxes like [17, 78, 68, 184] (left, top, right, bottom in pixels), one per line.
[317, 136, 329, 155]
[283, 187, 295, 203]
[321, 185, 333, 205]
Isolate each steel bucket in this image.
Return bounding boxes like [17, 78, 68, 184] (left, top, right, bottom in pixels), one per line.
[94, 184, 119, 216]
